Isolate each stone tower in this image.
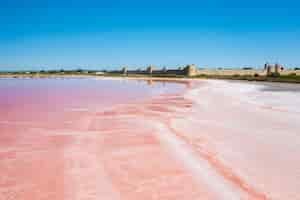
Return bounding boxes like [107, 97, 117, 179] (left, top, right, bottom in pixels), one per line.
[266, 64, 272, 76]
[184, 64, 198, 77]
[147, 65, 155, 75]
[121, 67, 128, 75]
[264, 63, 268, 70]
[274, 63, 280, 75]
[265, 63, 281, 77]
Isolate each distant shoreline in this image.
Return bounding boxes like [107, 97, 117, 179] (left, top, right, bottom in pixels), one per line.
[1, 72, 300, 84]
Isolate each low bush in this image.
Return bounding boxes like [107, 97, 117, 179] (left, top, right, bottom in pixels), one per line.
[288, 73, 297, 76]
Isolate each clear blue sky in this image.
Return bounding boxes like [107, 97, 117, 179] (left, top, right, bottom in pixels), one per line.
[1, 0, 300, 71]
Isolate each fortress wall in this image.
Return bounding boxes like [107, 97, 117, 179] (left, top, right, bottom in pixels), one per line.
[195, 69, 300, 76]
[196, 69, 265, 76]
[109, 67, 300, 77]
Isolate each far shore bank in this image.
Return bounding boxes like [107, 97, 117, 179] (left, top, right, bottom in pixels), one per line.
[1, 72, 300, 84]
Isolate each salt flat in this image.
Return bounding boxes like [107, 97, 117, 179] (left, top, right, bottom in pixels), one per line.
[0, 78, 299, 200]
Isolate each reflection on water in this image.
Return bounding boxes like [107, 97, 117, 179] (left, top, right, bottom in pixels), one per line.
[259, 82, 300, 92]
[0, 78, 189, 200]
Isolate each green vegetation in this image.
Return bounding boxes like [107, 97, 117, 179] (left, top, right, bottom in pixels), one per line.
[0, 69, 105, 77]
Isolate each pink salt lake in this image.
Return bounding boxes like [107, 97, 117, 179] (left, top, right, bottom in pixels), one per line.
[0, 78, 300, 200]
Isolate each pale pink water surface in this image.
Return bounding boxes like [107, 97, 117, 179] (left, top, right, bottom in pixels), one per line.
[1, 78, 300, 200]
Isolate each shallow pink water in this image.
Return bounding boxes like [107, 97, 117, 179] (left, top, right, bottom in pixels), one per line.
[1, 78, 300, 200]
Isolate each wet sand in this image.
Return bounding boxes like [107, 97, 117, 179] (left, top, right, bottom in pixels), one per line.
[0, 78, 299, 200]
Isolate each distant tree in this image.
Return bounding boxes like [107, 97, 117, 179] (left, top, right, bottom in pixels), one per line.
[162, 66, 167, 72]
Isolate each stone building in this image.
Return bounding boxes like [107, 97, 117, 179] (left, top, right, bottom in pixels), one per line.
[265, 63, 283, 76]
[184, 64, 198, 76]
[146, 65, 155, 74]
[110, 64, 199, 77]
[121, 67, 128, 75]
